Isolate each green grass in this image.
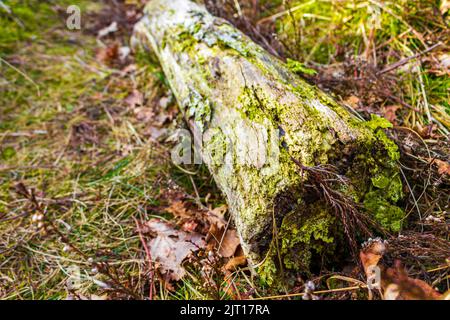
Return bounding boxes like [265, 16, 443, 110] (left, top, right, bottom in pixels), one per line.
[276, 0, 450, 132]
[0, 0, 155, 299]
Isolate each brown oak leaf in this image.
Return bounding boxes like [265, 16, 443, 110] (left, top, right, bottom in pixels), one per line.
[141, 219, 205, 281]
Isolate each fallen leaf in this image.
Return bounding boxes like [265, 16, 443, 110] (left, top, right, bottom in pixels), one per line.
[96, 43, 119, 65]
[134, 107, 154, 122]
[415, 123, 438, 138]
[205, 223, 222, 252]
[181, 219, 199, 233]
[145, 126, 167, 141]
[382, 105, 402, 125]
[125, 89, 144, 108]
[360, 238, 443, 300]
[142, 219, 205, 281]
[360, 237, 387, 275]
[162, 199, 233, 256]
[224, 255, 247, 271]
[219, 229, 241, 258]
[202, 205, 240, 256]
[206, 205, 227, 229]
[345, 95, 360, 109]
[165, 201, 192, 219]
[383, 260, 442, 300]
[429, 158, 450, 176]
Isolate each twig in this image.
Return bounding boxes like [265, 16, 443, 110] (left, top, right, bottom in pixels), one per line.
[0, 56, 40, 95]
[377, 42, 441, 76]
[257, 0, 316, 24]
[289, 157, 382, 259]
[252, 285, 364, 300]
[133, 217, 155, 300]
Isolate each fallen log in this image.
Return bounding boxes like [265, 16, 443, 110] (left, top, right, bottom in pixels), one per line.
[133, 0, 404, 284]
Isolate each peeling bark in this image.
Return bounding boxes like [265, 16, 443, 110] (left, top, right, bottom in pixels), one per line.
[133, 0, 404, 280]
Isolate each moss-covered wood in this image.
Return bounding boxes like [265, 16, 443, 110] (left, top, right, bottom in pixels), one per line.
[133, 0, 404, 283]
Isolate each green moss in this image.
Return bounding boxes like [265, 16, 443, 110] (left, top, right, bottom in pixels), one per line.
[1, 146, 16, 160]
[375, 130, 400, 162]
[371, 172, 390, 189]
[258, 258, 278, 287]
[371, 172, 403, 202]
[258, 204, 335, 285]
[363, 114, 400, 162]
[237, 86, 274, 124]
[280, 207, 334, 270]
[169, 14, 252, 60]
[354, 114, 405, 232]
[365, 114, 393, 130]
[236, 85, 335, 167]
[363, 190, 404, 232]
[362, 159, 404, 233]
[286, 58, 317, 76]
[215, 24, 252, 57]
[203, 128, 228, 168]
[173, 29, 199, 52]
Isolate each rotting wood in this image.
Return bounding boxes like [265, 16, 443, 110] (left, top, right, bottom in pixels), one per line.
[132, 0, 404, 284]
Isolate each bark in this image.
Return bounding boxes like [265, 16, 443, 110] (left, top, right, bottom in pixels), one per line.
[132, 0, 403, 281]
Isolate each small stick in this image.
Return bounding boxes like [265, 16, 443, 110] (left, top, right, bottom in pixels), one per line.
[252, 285, 364, 300]
[133, 217, 155, 300]
[377, 42, 442, 75]
[0, 56, 40, 95]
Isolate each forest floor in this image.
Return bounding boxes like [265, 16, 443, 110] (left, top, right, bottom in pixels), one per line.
[0, 0, 449, 300]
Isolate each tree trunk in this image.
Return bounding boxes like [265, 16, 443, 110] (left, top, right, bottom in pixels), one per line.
[133, 0, 404, 283]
